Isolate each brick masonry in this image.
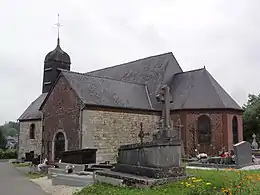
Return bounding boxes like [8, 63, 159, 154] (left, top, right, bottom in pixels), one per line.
[171, 110, 243, 156]
[82, 108, 160, 163]
[18, 120, 42, 159]
[41, 76, 84, 160]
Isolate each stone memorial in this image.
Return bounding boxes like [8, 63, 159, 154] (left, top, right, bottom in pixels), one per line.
[234, 141, 253, 167]
[94, 85, 187, 187]
[61, 148, 97, 164]
[251, 133, 258, 150]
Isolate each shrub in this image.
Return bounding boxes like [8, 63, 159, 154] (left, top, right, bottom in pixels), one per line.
[0, 148, 17, 159]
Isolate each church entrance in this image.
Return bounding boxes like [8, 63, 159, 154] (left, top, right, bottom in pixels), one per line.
[54, 132, 65, 161]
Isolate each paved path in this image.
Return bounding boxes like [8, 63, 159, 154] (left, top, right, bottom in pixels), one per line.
[0, 162, 49, 195]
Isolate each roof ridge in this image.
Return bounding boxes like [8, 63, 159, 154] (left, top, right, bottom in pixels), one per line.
[175, 68, 204, 75]
[85, 52, 173, 74]
[60, 69, 147, 86]
[202, 69, 227, 107]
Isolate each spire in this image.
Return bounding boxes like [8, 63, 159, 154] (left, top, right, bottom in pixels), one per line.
[55, 14, 62, 46]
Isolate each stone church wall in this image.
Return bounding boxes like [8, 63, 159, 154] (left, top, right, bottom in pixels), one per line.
[81, 108, 160, 163]
[18, 120, 42, 159]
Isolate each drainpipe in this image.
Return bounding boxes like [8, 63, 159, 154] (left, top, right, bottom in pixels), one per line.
[79, 105, 85, 149]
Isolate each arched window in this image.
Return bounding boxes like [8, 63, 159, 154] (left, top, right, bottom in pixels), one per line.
[29, 124, 35, 139]
[232, 116, 238, 144]
[197, 115, 211, 144]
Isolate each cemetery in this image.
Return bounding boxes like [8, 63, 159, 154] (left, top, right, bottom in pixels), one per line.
[13, 85, 260, 194]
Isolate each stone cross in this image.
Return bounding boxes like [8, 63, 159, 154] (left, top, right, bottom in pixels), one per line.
[156, 85, 173, 130]
[138, 123, 150, 144]
[252, 133, 258, 149]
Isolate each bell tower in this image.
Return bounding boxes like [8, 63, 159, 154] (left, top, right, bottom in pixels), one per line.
[42, 14, 71, 93]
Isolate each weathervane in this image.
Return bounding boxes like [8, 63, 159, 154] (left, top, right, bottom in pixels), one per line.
[54, 14, 63, 39]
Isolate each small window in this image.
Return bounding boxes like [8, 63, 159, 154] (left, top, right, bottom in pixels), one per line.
[29, 124, 35, 139]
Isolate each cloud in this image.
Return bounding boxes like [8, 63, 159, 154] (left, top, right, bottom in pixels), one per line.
[0, 0, 259, 124]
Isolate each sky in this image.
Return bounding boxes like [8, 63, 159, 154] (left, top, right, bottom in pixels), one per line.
[0, 0, 259, 124]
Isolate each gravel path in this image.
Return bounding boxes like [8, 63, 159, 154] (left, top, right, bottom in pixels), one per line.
[31, 176, 83, 195]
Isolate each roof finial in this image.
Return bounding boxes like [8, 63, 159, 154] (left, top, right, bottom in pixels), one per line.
[55, 14, 63, 46]
[203, 65, 206, 69]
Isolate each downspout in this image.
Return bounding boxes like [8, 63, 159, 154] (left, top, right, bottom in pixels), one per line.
[17, 119, 20, 159]
[79, 105, 85, 149]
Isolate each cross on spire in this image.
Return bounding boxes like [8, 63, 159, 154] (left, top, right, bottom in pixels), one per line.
[54, 14, 63, 45]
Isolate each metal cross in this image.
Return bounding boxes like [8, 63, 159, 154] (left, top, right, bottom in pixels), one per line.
[54, 14, 63, 38]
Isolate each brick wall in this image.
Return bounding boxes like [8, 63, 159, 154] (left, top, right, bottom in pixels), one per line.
[18, 120, 42, 159]
[42, 76, 84, 160]
[81, 108, 160, 163]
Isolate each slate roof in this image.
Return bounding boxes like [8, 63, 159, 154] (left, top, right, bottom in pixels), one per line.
[18, 93, 47, 121]
[86, 52, 183, 109]
[170, 68, 242, 110]
[19, 52, 242, 121]
[60, 70, 153, 110]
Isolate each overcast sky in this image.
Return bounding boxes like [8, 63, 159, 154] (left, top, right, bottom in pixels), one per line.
[0, 0, 259, 124]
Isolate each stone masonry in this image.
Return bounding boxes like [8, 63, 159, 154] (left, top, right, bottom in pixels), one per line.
[18, 120, 42, 159]
[81, 108, 160, 163]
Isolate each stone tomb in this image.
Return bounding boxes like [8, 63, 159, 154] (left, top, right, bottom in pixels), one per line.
[61, 148, 97, 164]
[113, 140, 184, 178]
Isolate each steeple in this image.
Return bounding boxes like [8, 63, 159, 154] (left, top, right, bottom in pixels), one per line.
[42, 14, 71, 93]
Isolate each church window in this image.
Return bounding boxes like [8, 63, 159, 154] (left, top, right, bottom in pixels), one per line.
[29, 124, 35, 139]
[197, 115, 211, 144]
[232, 116, 238, 144]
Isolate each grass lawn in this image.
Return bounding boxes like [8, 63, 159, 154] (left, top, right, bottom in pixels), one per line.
[13, 162, 31, 167]
[25, 172, 47, 179]
[75, 169, 260, 195]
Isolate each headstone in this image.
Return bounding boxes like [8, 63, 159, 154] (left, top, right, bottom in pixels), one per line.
[251, 133, 258, 149]
[233, 141, 252, 166]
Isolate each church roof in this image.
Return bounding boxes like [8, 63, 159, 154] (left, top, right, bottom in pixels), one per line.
[170, 68, 242, 110]
[18, 93, 47, 121]
[60, 70, 153, 110]
[86, 52, 183, 109]
[20, 52, 242, 122]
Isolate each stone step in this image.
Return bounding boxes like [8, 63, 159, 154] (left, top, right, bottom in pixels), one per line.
[48, 168, 66, 175]
[94, 169, 188, 188]
[94, 174, 123, 186]
[52, 173, 94, 187]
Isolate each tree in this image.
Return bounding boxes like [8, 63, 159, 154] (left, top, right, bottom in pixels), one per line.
[0, 130, 6, 149]
[242, 94, 260, 141]
[0, 121, 19, 137]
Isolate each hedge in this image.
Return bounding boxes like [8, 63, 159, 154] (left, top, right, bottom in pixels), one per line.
[0, 149, 17, 159]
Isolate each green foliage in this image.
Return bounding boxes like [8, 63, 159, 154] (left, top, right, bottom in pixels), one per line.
[0, 148, 17, 159]
[243, 94, 260, 141]
[0, 121, 19, 137]
[74, 169, 260, 195]
[0, 130, 7, 149]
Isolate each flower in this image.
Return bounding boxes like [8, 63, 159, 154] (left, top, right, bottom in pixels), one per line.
[205, 182, 211, 185]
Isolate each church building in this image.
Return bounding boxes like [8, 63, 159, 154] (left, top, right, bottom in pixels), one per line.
[18, 35, 243, 162]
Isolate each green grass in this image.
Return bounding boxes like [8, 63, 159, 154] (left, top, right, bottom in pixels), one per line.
[13, 162, 31, 167]
[74, 169, 260, 195]
[25, 172, 47, 179]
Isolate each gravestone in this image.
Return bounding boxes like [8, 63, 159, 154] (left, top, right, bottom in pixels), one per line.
[234, 141, 252, 167]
